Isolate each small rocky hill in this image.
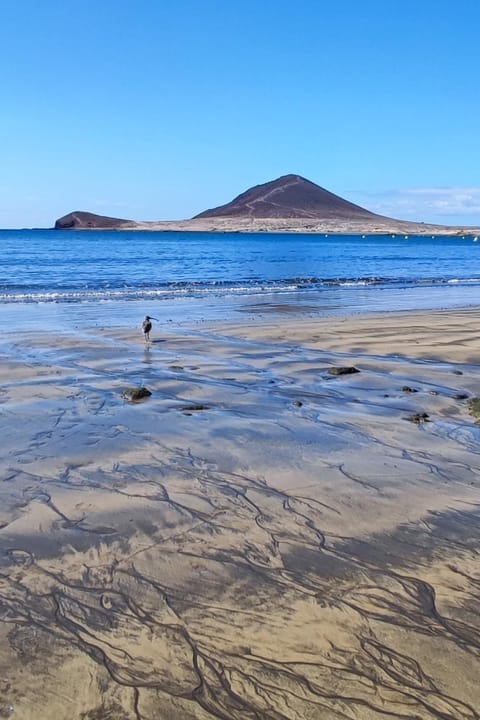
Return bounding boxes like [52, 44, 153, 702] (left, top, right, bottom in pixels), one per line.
[55, 211, 132, 230]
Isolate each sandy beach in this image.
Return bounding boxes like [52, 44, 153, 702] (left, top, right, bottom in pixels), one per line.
[0, 306, 479, 719]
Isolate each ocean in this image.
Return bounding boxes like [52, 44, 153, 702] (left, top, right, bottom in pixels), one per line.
[1, 229, 479, 329]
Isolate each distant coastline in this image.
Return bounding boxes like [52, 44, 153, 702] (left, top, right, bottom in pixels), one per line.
[52, 213, 480, 237]
[53, 175, 480, 236]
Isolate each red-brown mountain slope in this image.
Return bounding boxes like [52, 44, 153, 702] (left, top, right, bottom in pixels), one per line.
[194, 174, 380, 220]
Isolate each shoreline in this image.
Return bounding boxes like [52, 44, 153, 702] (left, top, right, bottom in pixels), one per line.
[50, 216, 480, 236]
[1, 306, 479, 718]
[5, 225, 480, 236]
[2, 282, 480, 336]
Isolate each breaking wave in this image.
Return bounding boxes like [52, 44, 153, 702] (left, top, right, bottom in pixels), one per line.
[1, 276, 480, 304]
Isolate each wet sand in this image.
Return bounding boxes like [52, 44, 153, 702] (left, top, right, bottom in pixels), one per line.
[0, 307, 479, 719]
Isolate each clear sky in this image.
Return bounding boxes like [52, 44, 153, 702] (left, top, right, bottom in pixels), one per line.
[1, 0, 479, 228]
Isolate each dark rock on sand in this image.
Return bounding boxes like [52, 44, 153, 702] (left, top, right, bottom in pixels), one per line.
[180, 405, 209, 412]
[328, 366, 360, 376]
[122, 387, 152, 402]
[407, 412, 430, 424]
[402, 386, 418, 393]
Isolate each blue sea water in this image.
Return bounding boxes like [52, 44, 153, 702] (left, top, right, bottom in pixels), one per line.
[0, 229, 479, 327]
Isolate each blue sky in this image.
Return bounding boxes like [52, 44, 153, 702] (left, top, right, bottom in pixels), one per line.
[1, 0, 479, 228]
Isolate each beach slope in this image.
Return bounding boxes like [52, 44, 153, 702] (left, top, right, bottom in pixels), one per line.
[0, 308, 479, 719]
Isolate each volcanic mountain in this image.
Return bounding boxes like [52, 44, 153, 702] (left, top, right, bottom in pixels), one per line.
[53, 174, 479, 235]
[194, 174, 379, 220]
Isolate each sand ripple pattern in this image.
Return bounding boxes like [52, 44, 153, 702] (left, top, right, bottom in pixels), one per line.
[0, 325, 479, 719]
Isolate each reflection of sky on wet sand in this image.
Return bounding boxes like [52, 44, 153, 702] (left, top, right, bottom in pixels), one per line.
[0, 313, 479, 719]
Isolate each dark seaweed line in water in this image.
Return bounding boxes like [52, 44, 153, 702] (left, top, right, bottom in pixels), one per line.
[1, 445, 479, 719]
